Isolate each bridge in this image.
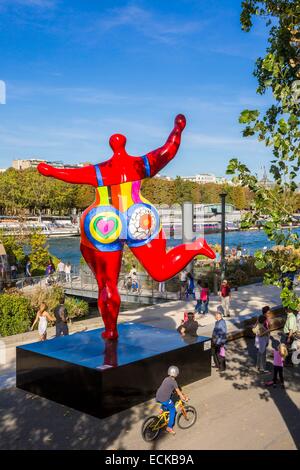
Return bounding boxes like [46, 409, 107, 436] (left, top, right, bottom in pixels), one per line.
[12, 269, 181, 305]
[63, 270, 179, 305]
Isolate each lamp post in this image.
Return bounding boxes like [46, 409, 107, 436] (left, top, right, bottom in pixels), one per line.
[219, 193, 227, 281]
[182, 201, 194, 273]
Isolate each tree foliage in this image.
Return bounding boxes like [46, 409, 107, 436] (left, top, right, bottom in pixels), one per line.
[227, 0, 300, 309]
[0, 227, 52, 275]
[0, 168, 258, 214]
[141, 177, 255, 208]
[0, 293, 34, 336]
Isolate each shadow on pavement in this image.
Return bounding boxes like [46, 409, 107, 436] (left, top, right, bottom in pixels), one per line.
[221, 336, 300, 450]
[0, 386, 146, 450]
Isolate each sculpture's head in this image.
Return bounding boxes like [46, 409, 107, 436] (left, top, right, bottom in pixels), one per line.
[109, 134, 127, 153]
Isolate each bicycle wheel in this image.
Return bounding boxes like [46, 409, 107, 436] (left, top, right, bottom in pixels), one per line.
[141, 416, 161, 442]
[176, 406, 197, 429]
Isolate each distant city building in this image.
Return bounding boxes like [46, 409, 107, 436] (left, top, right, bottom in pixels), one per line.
[182, 173, 217, 184]
[12, 159, 85, 170]
[156, 174, 173, 181]
[181, 173, 237, 185]
[0, 168, 7, 173]
[12, 158, 46, 170]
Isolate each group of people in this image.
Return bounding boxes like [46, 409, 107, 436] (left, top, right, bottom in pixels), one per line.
[177, 309, 228, 372]
[45, 259, 72, 284]
[31, 297, 69, 341]
[8, 258, 72, 284]
[180, 268, 232, 319]
[124, 265, 139, 292]
[253, 306, 300, 388]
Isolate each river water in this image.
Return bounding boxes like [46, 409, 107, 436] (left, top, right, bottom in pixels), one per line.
[48, 228, 300, 265]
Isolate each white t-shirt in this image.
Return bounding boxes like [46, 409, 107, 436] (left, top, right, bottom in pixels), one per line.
[180, 271, 187, 282]
[65, 264, 71, 274]
[129, 268, 137, 280]
[57, 262, 65, 272]
[194, 287, 201, 300]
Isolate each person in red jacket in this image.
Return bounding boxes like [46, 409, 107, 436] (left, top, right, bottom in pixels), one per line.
[38, 115, 215, 339]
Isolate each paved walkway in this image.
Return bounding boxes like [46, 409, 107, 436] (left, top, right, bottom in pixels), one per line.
[0, 335, 299, 450]
[0, 282, 299, 449]
[0, 282, 293, 391]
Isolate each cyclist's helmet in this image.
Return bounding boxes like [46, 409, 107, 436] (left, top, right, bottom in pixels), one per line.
[168, 365, 179, 377]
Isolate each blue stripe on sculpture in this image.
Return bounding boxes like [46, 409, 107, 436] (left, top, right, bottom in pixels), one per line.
[142, 155, 151, 178]
[95, 164, 103, 186]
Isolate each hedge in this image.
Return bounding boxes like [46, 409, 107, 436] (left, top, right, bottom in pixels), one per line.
[0, 294, 35, 336]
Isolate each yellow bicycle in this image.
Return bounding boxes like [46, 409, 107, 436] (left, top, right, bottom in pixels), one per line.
[141, 398, 197, 442]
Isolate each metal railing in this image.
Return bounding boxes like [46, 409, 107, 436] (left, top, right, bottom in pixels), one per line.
[1, 266, 183, 303]
[66, 266, 182, 302]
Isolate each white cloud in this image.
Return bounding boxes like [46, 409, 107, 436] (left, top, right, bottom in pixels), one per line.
[93, 4, 203, 44]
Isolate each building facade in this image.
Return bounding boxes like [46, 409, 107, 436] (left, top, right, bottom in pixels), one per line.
[12, 159, 85, 170]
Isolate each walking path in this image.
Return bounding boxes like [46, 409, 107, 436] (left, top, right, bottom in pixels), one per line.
[1, 336, 299, 450]
[0, 282, 294, 391]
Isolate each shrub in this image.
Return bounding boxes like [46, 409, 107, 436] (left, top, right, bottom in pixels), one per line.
[27, 285, 64, 313]
[26, 285, 89, 320]
[0, 293, 35, 336]
[65, 297, 89, 320]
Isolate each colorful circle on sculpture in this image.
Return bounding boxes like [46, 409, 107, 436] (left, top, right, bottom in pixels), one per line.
[127, 203, 160, 247]
[83, 206, 124, 251]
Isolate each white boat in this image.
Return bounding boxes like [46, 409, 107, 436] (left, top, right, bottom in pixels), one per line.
[0, 217, 79, 237]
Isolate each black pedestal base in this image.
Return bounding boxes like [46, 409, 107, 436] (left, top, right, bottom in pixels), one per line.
[16, 323, 211, 418]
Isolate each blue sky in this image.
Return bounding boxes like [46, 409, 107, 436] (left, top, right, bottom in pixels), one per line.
[0, 0, 274, 177]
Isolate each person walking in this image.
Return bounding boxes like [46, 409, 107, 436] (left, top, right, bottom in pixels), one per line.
[179, 269, 188, 300]
[186, 272, 195, 300]
[272, 343, 288, 388]
[25, 259, 32, 278]
[266, 342, 288, 389]
[45, 260, 55, 276]
[31, 303, 55, 341]
[194, 280, 202, 314]
[283, 310, 297, 345]
[252, 315, 269, 373]
[54, 297, 69, 337]
[158, 281, 165, 294]
[211, 311, 227, 371]
[129, 265, 138, 292]
[200, 281, 210, 316]
[65, 262, 72, 283]
[57, 259, 65, 282]
[219, 279, 231, 317]
[10, 264, 17, 280]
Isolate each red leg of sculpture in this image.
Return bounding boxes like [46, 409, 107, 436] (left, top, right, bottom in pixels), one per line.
[130, 230, 215, 282]
[80, 244, 122, 340]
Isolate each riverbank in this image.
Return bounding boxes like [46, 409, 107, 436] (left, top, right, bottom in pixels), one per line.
[47, 228, 300, 265]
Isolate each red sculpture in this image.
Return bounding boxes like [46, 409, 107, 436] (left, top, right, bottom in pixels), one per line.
[38, 115, 215, 339]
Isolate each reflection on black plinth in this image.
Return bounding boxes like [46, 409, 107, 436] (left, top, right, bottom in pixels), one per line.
[16, 323, 211, 418]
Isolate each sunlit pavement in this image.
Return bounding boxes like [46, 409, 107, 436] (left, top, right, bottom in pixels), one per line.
[0, 282, 288, 391]
[0, 282, 299, 449]
[0, 336, 299, 450]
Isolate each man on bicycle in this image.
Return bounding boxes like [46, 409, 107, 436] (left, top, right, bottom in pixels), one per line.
[155, 366, 188, 435]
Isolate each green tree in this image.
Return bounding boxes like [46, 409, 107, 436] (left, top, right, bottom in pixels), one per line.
[227, 0, 300, 310]
[0, 293, 34, 336]
[28, 229, 50, 275]
[0, 230, 26, 265]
